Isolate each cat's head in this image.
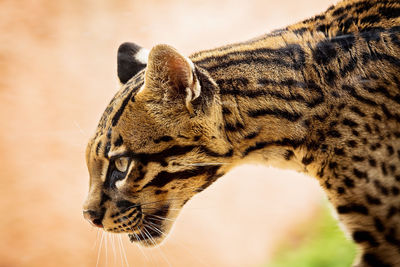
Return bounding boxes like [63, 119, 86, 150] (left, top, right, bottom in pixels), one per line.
[83, 43, 232, 246]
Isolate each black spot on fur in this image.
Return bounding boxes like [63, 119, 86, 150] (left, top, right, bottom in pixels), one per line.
[302, 155, 314, 165]
[337, 187, 345, 194]
[193, 135, 201, 141]
[244, 131, 259, 140]
[114, 135, 123, 147]
[365, 194, 382, 205]
[374, 217, 385, 232]
[387, 145, 394, 156]
[337, 204, 368, 215]
[284, 150, 295, 160]
[342, 118, 358, 127]
[334, 147, 345, 156]
[353, 230, 379, 247]
[368, 158, 377, 167]
[347, 140, 357, 147]
[327, 130, 342, 138]
[352, 155, 364, 162]
[387, 206, 397, 219]
[350, 106, 366, 117]
[344, 176, 355, 188]
[363, 253, 391, 267]
[154, 136, 173, 144]
[313, 40, 337, 65]
[96, 141, 102, 156]
[353, 168, 368, 180]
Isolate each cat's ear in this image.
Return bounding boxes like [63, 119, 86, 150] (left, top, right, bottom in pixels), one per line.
[145, 44, 201, 115]
[117, 42, 149, 84]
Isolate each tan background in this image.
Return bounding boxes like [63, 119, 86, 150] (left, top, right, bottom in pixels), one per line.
[0, 0, 335, 266]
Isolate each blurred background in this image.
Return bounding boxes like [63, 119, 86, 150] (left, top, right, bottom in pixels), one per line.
[0, 0, 356, 266]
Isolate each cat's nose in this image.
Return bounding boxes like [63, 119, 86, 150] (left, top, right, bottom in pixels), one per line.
[83, 209, 104, 228]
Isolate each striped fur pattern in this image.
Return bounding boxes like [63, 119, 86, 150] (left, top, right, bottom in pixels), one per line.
[84, 0, 400, 265]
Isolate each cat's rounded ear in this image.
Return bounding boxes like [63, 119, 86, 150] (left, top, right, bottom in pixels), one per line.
[145, 44, 201, 114]
[117, 42, 149, 84]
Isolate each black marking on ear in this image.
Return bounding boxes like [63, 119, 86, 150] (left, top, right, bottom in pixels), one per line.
[118, 42, 147, 84]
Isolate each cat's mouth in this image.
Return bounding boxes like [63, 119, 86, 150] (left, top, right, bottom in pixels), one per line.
[103, 204, 170, 246]
[127, 215, 165, 246]
[127, 205, 170, 246]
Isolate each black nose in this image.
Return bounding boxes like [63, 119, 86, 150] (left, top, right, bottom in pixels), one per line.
[83, 209, 104, 228]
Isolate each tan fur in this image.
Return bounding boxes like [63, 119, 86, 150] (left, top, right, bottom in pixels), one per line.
[84, 0, 400, 265]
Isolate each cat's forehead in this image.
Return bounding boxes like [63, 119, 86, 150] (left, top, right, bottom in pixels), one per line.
[89, 70, 146, 158]
[95, 71, 145, 133]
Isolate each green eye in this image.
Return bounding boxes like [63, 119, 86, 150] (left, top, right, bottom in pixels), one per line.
[115, 157, 129, 173]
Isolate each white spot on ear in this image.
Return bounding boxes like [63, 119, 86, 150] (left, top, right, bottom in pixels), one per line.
[135, 48, 150, 64]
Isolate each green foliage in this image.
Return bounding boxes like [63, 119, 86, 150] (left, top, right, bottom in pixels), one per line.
[266, 202, 356, 267]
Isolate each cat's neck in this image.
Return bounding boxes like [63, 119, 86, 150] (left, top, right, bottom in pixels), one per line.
[191, 31, 336, 177]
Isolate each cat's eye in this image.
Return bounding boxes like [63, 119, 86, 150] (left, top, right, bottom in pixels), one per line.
[115, 157, 129, 173]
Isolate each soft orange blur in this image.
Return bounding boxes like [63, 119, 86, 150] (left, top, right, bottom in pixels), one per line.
[0, 0, 334, 266]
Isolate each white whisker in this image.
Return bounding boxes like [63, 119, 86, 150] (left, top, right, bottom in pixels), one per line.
[142, 213, 176, 222]
[96, 231, 104, 267]
[117, 235, 124, 267]
[111, 234, 117, 266]
[105, 233, 109, 267]
[119, 235, 130, 267]
[93, 228, 101, 250]
[73, 120, 86, 136]
[180, 162, 228, 166]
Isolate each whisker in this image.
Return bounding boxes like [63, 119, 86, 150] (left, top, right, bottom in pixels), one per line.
[119, 235, 130, 267]
[73, 120, 86, 136]
[96, 231, 104, 267]
[93, 228, 100, 250]
[120, 198, 183, 213]
[142, 213, 176, 222]
[106, 233, 109, 267]
[111, 234, 117, 267]
[134, 232, 148, 261]
[117, 236, 124, 266]
[143, 220, 166, 237]
[142, 223, 172, 267]
[123, 216, 149, 262]
[180, 162, 228, 166]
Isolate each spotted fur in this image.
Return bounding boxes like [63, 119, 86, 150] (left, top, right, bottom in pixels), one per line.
[84, 0, 400, 265]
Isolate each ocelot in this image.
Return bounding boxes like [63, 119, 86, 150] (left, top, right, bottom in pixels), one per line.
[83, 0, 400, 266]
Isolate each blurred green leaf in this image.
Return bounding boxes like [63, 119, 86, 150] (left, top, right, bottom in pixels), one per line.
[266, 202, 356, 267]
